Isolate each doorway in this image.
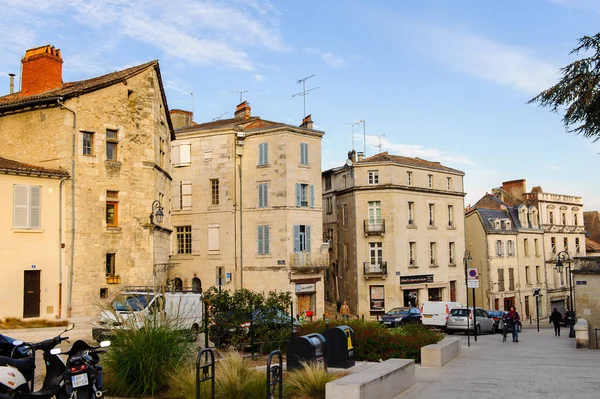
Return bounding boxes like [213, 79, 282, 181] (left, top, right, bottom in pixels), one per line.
[503, 297, 515, 310]
[192, 277, 202, 293]
[23, 270, 41, 318]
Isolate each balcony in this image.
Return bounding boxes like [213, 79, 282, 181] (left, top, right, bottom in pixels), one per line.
[363, 262, 387, 279]
[364, 219, 385, 236]
[290, 252, 330, 272]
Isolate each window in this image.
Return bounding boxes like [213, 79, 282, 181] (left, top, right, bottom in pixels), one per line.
[409, 242, 417, 266]
[106, 191, 118, 227]
[293, 225, 311, 252]
[507, 240, 515, 257]
[342, 204, 348, 227]
[524, 238, 529, 256]
[564, 237, 568, 252]
[408, 202, 415, 225]
[258, 143, 269, 165]
[172, 143, 191, 167]
[406, 171, 413, 186]
[495, 240, 503, 257]
[106, 128, 119, 161]
[498, 269, 505, 291]
[447, 205, 454, 227]
[448, 242, 455, 264]
[562, 213, 567, 225]
[176, 226, 192, 254]
[428, 174, 433, 188]
[368, 201, 381, 224]
[300, 142, 309, 165]
[536, 266, 541, 283]
[296, 183, 314, 208]
[174, 181, 192, 211]
[534, 239, 540, 256]
[368, 170, 379, 185]
[208, 224, 219, 252]
[326, 197, 333, 214]
[13, 185, 41, 229]
[576, 237, 581, 253]
[369, 242, 383, 265]
[525, 266, 530, 284]
[549, 211, 554, 224]
[257, 225, 270, 255]
[447, 177, 452, 190]
[551, 237, 556, 253]
[574, 213, 578, 226]
[258, 183, 268, 208]
[324, 175, 332, 190]
[342, 175, 347, 188]
[428, 203, 435, 226]
[211, 179, 219, 205]
[159, 137, 165, 168]
[343, 243, 348, 268]
[509, 268, 515, 291]
[429, 242, 437, 265]
[82, 131, 94, 156]
[106, 253, 116, 276]
[204, 150, 212, 161]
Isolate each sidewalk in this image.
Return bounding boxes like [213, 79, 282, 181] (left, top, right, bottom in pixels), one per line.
[0, 316, 95, 343]
[396, 326, 600, 399]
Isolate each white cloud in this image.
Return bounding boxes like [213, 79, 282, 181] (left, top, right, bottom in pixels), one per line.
[252, 74, 266, 83]
[321, 52, 347, 68]
[550, 165, 561, 170]
[422, 28, 559, 94]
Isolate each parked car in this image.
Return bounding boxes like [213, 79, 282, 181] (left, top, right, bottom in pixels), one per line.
[445, 307, 495, 335]
[487, 310, 505, 334]
[379, 307, 421, 327]
[560, 310, 576, 327]
[420, 301, 465, 330]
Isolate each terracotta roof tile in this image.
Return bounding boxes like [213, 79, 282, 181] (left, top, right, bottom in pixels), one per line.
[586, 237, 600, 252]
[0, 156, 69, 177]
[360, 151, 463, 174]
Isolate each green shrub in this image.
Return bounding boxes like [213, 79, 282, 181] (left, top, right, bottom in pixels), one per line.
[283, 361, 345, 399]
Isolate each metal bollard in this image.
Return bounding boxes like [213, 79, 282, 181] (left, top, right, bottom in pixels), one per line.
[196, 348, 215, 399]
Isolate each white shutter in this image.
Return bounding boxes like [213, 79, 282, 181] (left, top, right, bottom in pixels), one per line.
[172, 144, 180, 166]
[14, 185, 29, 228]
[172, 182, 181, 211]
[181, 181, 192, 210]
[180, 143, 191, 166]
[208, 224, 219, 251]
[30, 186, 41, 228]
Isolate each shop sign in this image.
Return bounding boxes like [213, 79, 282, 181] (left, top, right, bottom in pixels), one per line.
[296, 283, 316, 293]
[370, 285, 385, 311]
[400, 274, 434, 285]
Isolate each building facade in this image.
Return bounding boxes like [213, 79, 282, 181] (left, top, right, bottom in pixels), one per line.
[0, 157, 69, 318]
[0, 45, 174, 316]
[323, 151, 467, 317]
[169, 103, 328, 316]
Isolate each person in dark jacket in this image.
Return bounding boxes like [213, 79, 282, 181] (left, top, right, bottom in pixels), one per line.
[550, 308, 563, 336]
[507, 306, 521, 342]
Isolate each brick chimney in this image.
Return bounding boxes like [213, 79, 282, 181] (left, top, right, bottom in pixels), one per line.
[169, 109, 194, 129]
[20, 45, 63, 97]
[300, 114, 314, 129]
[234, 101, 251, 119]
[501, 179, 527, 200]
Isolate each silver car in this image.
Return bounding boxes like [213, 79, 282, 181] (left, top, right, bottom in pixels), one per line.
[446, 307, 495, 335]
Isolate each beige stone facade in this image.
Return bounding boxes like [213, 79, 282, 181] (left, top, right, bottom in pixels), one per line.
[0, 157, 69, 318]
[169, 105, 327, 316]
[571, 258, 600, 349]
[323, 151, 467, 317]
[0, 46, 174, 316]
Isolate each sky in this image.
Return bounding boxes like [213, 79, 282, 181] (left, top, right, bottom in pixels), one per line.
[1, 0, 600, 210]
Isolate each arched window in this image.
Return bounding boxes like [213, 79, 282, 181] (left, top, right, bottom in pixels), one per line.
[192, 277, 202, 293]
[173, 277, 183, 291]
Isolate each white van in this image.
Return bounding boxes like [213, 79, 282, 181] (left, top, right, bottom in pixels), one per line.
[420, 301, 465, 330]
[92, 287, 203, 342]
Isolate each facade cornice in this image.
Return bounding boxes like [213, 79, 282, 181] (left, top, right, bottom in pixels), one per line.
[331, 183, 466, 198]
[352, 160, 465, 176]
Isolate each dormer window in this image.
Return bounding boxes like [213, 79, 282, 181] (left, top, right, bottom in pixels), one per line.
[505, 220, 511, 230]
[493, 219, 501, 229]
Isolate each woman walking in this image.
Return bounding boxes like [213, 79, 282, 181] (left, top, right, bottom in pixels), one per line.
[506, 306, 521, 342]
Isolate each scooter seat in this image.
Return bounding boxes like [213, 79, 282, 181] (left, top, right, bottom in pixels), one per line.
[0, 355, 35, 374]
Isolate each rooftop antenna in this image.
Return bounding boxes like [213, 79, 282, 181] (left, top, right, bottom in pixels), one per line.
[292, 74, 320, 118]
[344, 121, 361, 151]
[377, 133, 386, 152]
[213, 112, 228, 121]
[359, 119, 366, 157]
[231, 90, 249, 103]
[189, 92, 194, 116]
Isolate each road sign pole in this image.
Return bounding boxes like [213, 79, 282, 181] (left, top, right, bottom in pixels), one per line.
[473, 288, 477, 341]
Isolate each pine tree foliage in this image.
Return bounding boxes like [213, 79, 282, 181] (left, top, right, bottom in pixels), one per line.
[529, 33, 600, 141]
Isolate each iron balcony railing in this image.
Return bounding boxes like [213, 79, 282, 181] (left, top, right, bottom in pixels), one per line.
[363, 261, 387, 278]
[364, 219, 385, 235]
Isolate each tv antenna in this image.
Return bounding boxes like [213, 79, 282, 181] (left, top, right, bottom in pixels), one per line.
[189, 92, 194, 115]
[292, 74, 320, 118]
[377, 133, 386, 152]
[213, 112, 228, 121]
[344, 121, 361, 151]
[231, 90, 249, 103]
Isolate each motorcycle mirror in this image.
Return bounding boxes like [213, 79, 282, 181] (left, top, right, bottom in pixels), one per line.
[12, 340, 24, 346]
[50, 348, 62, 355]
[99, 341, 111, 348]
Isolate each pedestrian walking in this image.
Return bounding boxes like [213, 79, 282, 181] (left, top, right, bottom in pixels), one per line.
[340, 300, 350, 321]
[506, 306, 521, 342]
[550, 308, 563, 336]
[336, 299, 342, 313]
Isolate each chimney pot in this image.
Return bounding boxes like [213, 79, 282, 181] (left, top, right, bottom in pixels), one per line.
[348, 150, 357, 162]
[20, 45, 63, 97]
[300, 114, 314, 129]
[234, 101, 251, 119]
[8, 73, 15, 94]
[357, 152, 364, 162]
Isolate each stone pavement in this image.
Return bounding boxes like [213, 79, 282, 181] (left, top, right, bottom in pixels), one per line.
[396, 325, 600, 399]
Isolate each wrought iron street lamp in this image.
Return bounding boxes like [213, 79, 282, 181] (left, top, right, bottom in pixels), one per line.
[149, 200, 164, 224]
[463, 250, 473, 347]
[555, 250, 575, 338]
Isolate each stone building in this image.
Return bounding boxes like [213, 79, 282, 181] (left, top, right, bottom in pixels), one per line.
[0, 156, 69, 318]
[322, 151, 467, 317]
[571, 257, 600, 349]
[0, 45, 174, 317]
[168, 103, 328, 315]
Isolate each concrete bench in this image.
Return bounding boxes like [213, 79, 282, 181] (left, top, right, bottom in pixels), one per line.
[325, 358, 415, 399]
[574, 318, 589, 349]
[420, 337, 461, 367]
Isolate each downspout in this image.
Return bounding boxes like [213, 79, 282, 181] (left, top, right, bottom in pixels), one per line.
[239, 163, 243, 289]
[58, 177, 67, 318]
[233, 139, 238, 286]
[58, 99, 76, 318]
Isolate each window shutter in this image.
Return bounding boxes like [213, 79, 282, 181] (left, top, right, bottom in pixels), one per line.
[257, 226, 263, 254]
[501, 241, 505, 256]
[180, 143, 191, 166]
[296, 183, 301, 207]
[181, 181, 192, 209]
[172, 144, 180, 166]
[258, 185, 263, 207]
[293, 225, 300, 252]
[258, 144, 263, 165]
[265, 226, 270, 254]
[310, 185, 315, 208]
[306, 225, 312, 252]
[263, 184, 268, 207]
[172, 182, 181, 211]
[30, 186, 41, 228]
[208, 225, 219, 251]
[14, 185, 29, 228]
[263, 143, 268, 164]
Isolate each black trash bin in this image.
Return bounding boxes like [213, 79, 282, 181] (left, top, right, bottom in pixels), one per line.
[286, 333, 326, 371]
[323, 325, 355, 368]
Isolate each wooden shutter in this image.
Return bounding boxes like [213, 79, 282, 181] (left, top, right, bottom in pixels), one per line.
[172, 182, 181, 211]
[310, 185, 315, 208]
[180, 143, 191, 166]
[296, 184, 301, 207]
[265, 226, 270, 254]
[257, 226, 264, 254]
[293, 225, 300, 252]
[172, 144, 180, 166]
[306, 225, 312, 252]
[14, 185, 29, 228]
[30, 186, 41, 228]
[181, 181, 192, 210]
[208, 224, 219, 251]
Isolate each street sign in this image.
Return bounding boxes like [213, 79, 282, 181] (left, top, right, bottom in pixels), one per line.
[467, 279, 479, 288]
[467, 268, 479, 280]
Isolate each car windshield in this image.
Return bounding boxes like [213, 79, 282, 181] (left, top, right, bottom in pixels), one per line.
[112, 294, 151, 312]
[488, 311, 504, 317]
[386, 308, 410, 316]
[450, 309, 470, 317]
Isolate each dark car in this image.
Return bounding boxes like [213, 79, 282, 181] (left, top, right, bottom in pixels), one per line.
[380, 307, 421, 327]
[487, 310, 505, 334]
[560, 310, 576, 327]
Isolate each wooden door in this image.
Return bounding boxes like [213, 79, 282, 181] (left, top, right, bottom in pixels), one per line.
[298, 294, 311, 313]
[23, 270, 41, 318]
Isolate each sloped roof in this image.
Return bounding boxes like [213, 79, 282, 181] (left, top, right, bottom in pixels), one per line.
[176, 116, 301, 134]
[0, 156, 69, 177]
[586, 237, 600, 253]
[476, 208, 517, 233]
[360, 152, 463, 174]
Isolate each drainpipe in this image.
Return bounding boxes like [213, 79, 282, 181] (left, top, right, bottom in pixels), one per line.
[58, 99, 76, 318]
[239, 163, 243, 289]
[58, 177, 68, 318]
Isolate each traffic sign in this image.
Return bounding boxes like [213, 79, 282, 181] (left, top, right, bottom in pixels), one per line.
[467, 279, 479, 288]
[467, 268, 479, 280]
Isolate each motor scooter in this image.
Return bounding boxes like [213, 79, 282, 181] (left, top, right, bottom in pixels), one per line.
[61, 340, 110, 399]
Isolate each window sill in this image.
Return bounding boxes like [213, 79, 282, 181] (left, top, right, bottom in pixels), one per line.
[12, 228, 43, 233]
[408, 265, 419, 269]
[427, 225, 437, 229]
[448, 263, 457, 267]
[429, 264, 439, 268]
[208, 251, 220, 256]
[407, 224, 417, 229]
[104, 160, 122, 168]
[447, 225, 456, 230]
[298, 164, 311, 168]
[257, 163, 270, 168]
[256, 254, 272, 258]
[171, 254, 194, 260]
[105, 226, 122, 233]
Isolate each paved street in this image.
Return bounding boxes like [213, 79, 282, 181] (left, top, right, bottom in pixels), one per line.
[397, 325, 600, 399]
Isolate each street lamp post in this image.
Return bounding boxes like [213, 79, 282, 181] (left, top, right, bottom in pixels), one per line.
[555, 251, 575, 338]
[463, 250, 473, 347]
